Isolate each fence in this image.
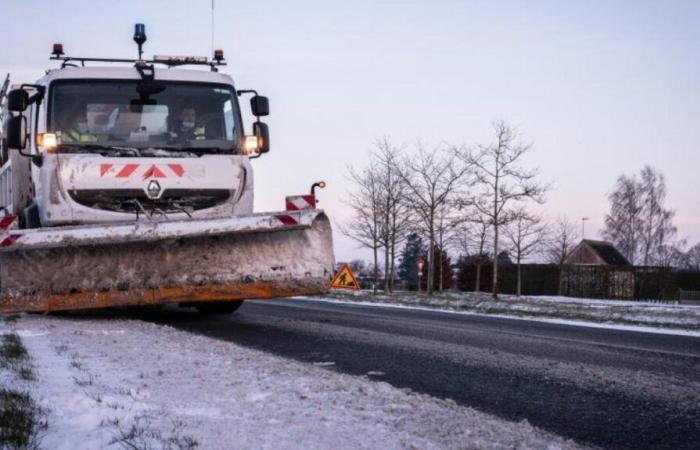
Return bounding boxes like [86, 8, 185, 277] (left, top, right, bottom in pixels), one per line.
[679, 289, 700, 304]
[456, 263, 700, 300]
[360, 263, 700, 301]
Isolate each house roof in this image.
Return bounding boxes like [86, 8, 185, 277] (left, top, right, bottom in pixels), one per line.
[579, 239, 631, 266]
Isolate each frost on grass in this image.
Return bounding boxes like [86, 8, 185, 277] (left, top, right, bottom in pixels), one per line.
[108, 415, 198, 450]
[0, 330, 47, 449]
[323, 290, 700, 332]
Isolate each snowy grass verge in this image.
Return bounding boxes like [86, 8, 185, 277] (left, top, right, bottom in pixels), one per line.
[4, 314, 584, 449]
[0, 316, 47, 449]
[319, 290, 700, 335]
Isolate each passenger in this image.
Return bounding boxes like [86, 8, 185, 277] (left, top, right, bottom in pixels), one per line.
[63, 109, 97, 143]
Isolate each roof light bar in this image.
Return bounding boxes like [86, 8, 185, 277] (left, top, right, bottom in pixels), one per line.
[153, 55, 208, 65]
[49, 23, 226, 70]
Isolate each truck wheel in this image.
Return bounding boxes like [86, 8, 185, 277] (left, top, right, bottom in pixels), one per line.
[195, 300, 244, 315]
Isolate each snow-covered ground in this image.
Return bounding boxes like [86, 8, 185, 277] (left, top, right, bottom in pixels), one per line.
[324, 290, 700, 335]
[0, 314, 582, 450]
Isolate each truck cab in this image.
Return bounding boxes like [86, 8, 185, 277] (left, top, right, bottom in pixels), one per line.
[0, 26, 334, 315]
[3, 47, 270, 228]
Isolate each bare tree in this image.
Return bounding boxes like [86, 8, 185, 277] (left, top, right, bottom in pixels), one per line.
[603, 166, 677, 266]
[504, 209, 547, 296]
[372, 138, 412, 293]
[685, 244, 700, 270]
[462, 120, 547, 298]
[654, 239, 688, 268]
[545, 216, 580, 265]
[399, 143, 471, 296]
[603, 174, 642, 263]
[434, 203, 461, 292]
[451, 214, 491, 292]
[639, 166, 677, 266]
[340, 165, 383, 294]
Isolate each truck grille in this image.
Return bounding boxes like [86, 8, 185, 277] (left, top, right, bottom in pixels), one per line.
[69, 189, 231, 213]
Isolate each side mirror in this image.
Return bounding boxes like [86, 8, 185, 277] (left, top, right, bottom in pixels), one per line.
[253, 121, 270, 153]
[6, 116, 27, 150]
[250, 96, 269, 117]
[7, 89, 29, 112]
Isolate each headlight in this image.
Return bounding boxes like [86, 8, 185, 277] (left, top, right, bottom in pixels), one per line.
[36, 133, 58, 152]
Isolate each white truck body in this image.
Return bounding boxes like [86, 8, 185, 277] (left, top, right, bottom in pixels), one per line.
[0, 49, 334, 314]
[4, 67, 254, 226]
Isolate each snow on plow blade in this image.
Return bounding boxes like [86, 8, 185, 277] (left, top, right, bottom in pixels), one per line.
[0, 210, 334, 313]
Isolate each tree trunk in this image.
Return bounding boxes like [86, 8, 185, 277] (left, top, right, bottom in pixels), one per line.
[475, 262, 481, 292]
[492, 223, 499, 299]
[439, 251, 444, 292]
[389, 234, 396, 293]
[557, 264, 563, 296]
[373, 246, 378, 295]
[438, 230, 445, 293]
[383, 245, 390, 294]
[492, 171, 500, 299]
[516, 257, 522, 297]
[427, 229, 435, 296]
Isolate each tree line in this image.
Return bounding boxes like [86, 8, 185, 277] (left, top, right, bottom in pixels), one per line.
[342, 121, 699, 297]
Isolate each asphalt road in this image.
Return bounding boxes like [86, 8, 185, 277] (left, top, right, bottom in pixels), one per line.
[149, 298, 700, 450]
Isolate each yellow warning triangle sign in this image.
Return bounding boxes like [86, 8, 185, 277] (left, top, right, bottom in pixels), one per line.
[330, 263, 361, 290]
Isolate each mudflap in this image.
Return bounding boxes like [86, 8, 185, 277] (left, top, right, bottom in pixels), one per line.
[0, 211, 334, 313]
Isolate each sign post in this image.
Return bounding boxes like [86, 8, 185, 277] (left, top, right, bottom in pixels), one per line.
[417, 258, 424, 293]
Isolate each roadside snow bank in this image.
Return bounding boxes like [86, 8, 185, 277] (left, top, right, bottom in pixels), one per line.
[324, 291, 700, 333]
[2, 315, 582, 450]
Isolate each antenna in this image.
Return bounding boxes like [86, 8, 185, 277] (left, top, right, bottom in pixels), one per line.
[211, 1, 215, 56]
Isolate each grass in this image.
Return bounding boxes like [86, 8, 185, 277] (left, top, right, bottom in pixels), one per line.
[329, 292, 700, 331]
[0, 389, 47, 449]
[0, 333, 46, 449]
[0, 334, 28, 365]
[109, 415, 198, 450]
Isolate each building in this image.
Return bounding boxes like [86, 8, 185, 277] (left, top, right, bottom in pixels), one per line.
[564, 240, 631, 266]
[561, 240, 634, 299]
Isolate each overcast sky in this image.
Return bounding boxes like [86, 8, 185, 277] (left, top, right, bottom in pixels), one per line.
[2, 0, 699, 262]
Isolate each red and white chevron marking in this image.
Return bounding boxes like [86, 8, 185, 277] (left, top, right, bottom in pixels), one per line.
[0, 215, 17, 230]
[0, 234, 21, 247]
[285, 195, 316, 211]
[0, 216, 20, 247]
[274, 214, 299, 225]
[99, 164, 185, 179]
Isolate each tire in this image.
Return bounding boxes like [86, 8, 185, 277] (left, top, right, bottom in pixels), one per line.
[195, 300, 244, 315]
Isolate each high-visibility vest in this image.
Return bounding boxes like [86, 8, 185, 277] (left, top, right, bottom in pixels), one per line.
[193, 126, 205, 139]
[66, 129, 97, 143]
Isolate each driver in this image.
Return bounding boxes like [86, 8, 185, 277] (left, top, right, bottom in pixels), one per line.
[63, 109, 97, 143]
[172, 106, 205, 141]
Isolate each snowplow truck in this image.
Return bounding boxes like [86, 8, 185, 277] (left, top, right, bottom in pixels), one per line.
[0, 27, 334, 314]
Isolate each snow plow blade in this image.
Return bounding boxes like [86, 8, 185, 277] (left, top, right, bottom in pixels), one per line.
[0, 210, 334, 313]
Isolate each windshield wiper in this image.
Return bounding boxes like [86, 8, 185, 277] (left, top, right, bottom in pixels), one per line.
[59, 143, 141, 156]
[158, 146, 238, 154]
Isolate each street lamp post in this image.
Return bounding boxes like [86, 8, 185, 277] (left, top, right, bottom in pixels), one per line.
[417, 258, 424, 293]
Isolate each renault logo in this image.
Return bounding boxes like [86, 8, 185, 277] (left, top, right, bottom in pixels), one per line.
[146, 180, 162, 199]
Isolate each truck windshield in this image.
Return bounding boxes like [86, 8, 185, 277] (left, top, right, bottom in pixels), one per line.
[49, 80, 240, 153]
